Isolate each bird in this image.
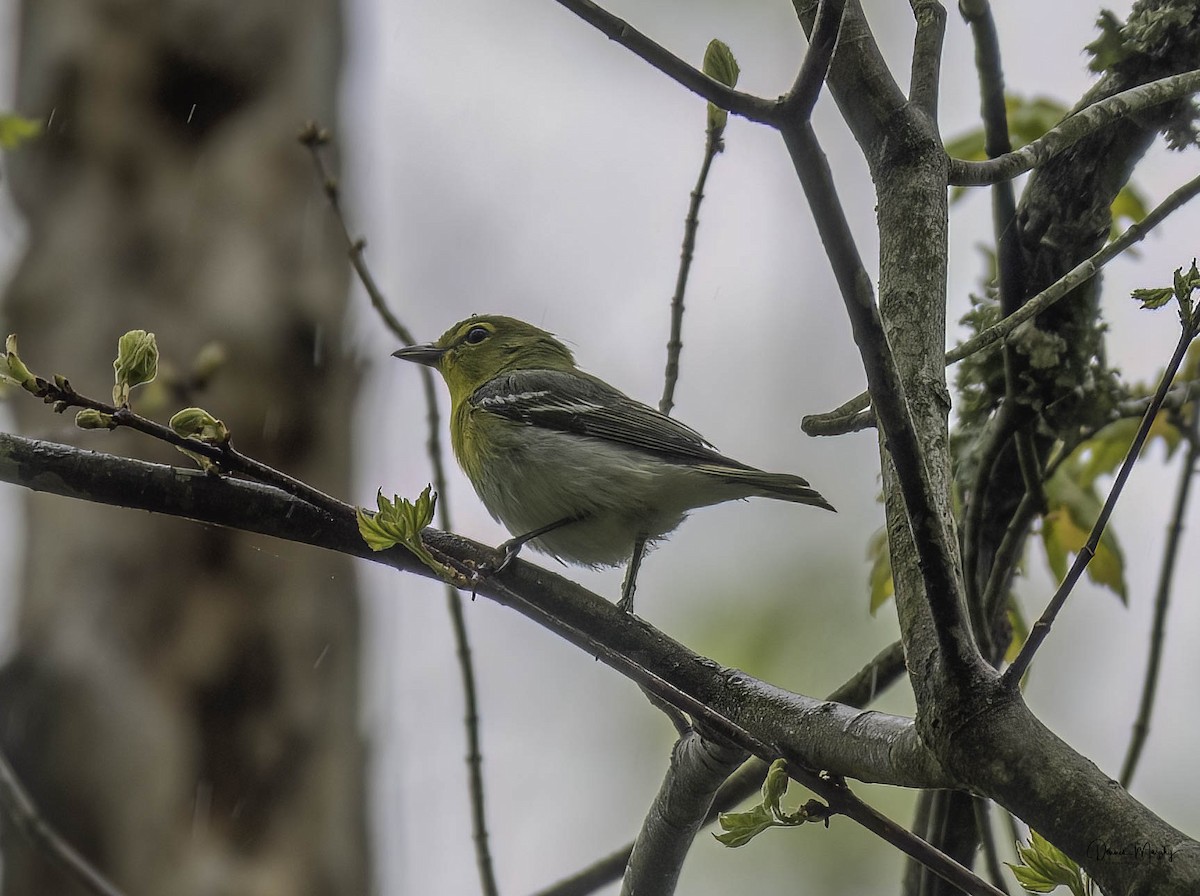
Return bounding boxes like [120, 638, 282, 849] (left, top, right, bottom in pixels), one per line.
[393, 314, 834, 611]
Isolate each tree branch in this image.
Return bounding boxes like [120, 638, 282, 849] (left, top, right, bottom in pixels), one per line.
[1120, 404, 1200, 788]
[1004, 314, 1199, 686]
[948, 69, 1200, 186]
[802, 170, 1200, 437]
[534, 640, 908, 896]
[0, 749, 125, 896]
[552, 0, 778, 124]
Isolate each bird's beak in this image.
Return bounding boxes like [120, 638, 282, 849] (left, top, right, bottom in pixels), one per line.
[392, 343, 446, 367]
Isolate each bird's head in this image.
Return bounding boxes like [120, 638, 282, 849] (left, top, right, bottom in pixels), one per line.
[393, 315, 577, 403]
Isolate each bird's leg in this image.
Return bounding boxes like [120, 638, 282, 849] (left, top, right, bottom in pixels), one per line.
[488, 515, 580, 574]
[616, 535, 648, 613]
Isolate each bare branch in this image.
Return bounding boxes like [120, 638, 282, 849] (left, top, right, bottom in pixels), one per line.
[803, 170, 1200, 436]
[299, 123, 499, 896]
[552, 0, 778, 124]
[0, 749, 125, 896]
[1004, 315, 1199, 686]
[1120, 405, 1200, 788]
[948, 70, 1200, 186]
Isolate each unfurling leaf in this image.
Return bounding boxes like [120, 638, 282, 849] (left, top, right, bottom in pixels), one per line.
[357, 487, 447, 576]
[702, 39, 739, 136]
[0, 334, 40, 393]
[169, 407, 230, 444]
[714, 759, 822, 848]
[112, 329, 159, 406]
[1007, 830, 1090, 896]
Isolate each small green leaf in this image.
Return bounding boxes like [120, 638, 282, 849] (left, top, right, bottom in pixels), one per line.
[169, 407, 230, 444]
[0, 114, 41, 149]
[714, 758, 822, 848]
[703, 39, 739, 89]
[1009, 830, 1090, 896]
[714, 805, 776, 848]
[702, 39, 739, 136]
[357, 487, 441, 572]
[1131, 287, 1174, 309]
[112, 329, 159, 406]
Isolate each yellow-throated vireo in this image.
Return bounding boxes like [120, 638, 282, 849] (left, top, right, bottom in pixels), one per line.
[394, 315, 833, 611]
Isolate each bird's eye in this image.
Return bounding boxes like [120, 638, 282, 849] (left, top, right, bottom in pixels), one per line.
[465, 326, 490, 345]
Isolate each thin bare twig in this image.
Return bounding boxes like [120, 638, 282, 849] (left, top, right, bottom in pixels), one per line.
[948, 69, 1200, 185]
[803, 171, 1200, 436]
[299, 123, 500, 896]
[1004, 313, 1200, 687]
[553, 0, 778, 124]
[1120, 401, 1200, 788]
[0, 749, 126, 896]
[659, 125, 722, 416]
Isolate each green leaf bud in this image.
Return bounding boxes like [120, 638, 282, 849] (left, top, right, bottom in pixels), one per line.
[113, 329, 159, 405]
[169, 407, 230, 444]
[75, 409, 116, 430]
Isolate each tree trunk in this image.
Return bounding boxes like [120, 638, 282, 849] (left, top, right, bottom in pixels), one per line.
[0, 2, 367, 894]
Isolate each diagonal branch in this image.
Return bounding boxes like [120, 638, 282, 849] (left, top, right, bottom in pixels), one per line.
[948, 69, 1200, 186]
[1004, 314, 1200, 687]
[534, 640, 907, 896]
[0, 749, 125, 896]
[779, 0, 847, 123]
[1120, 402, 1200, 788]
[553, 0, 778, 124]
[802, 170, 1200, 436]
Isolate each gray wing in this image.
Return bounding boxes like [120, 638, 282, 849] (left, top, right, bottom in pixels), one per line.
[470, 369, 750, 467]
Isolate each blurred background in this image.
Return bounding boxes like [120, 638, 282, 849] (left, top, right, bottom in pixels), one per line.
[1, 0, 1199, 893]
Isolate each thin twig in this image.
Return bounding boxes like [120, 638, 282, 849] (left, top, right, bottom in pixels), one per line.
[1120, 401, 1200, 788]
[659, 125, 722, 416]
[0, 749, 126, 896]
[300, 124, 500, 896]
[553, 0, 778, 124]
[948, 69, 1200, 185]
[803, 171, 1200, 436]
[1004, 314, 1199, 686]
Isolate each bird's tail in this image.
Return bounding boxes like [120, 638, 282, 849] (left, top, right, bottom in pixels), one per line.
[698, 465, 836, 512]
